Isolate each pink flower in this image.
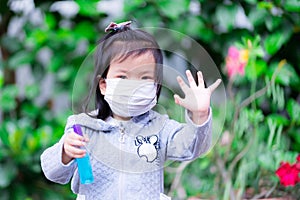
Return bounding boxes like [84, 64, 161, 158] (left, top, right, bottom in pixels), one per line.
[225, 46, 249, 79]
[228, 46, 240, 59]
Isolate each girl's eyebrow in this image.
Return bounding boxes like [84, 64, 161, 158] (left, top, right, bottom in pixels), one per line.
[114, 68, 128, 73]
[140, 70, 154, 75]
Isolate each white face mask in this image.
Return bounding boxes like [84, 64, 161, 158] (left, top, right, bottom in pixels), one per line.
[104, 79, 157, 118]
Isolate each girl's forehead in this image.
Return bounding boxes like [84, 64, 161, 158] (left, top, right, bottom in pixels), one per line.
[110, 53, 155, 69]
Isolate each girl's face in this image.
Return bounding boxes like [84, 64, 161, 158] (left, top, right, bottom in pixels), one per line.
[99, 52, 156, 120]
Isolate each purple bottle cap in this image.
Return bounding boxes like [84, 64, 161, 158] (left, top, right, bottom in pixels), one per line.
[73, 124, 83, 136]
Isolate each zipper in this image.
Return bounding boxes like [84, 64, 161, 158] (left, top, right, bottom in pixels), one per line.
[118, 122, 125, 200]
[119, 123, 125, 143]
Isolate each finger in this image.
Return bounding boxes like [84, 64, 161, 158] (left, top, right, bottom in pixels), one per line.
[177, 76, 189, 93]
[70, 139, 87, 147]
[65, 145, 86, 158]
[208, 79, 222, 93]
[64, 134, 86, 150]
[69, 132, 88, 142]
[197, 71, 205, 88]
[84, 136, 90, 143]
[174, 94, 184, 106]
[66, 134, 87, 147]
[186, 70, 197, 88]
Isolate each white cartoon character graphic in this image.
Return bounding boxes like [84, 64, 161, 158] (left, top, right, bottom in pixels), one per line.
[135, 135, 159, 163]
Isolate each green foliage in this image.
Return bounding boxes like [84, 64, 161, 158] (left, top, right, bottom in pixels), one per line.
[0, 0, 299, 199]
[264, 27, 292, 55]
[0, 84, 18, 111]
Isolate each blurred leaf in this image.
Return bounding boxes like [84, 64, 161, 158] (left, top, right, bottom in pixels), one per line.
[267, 114, 289, 126]
[288, 128, 300, 151]
[21, 103, 40, 118]
[248, 7, 268, 28]
[8, 51, 33, 69]
[254, 59, 267, 77]
[9, 129, 25, 154]
[244, 0, 257, 4]
[258, 1, 274, 9]
[246, 108, 264, 124]
[76, 0, 99, 17]
[48, 55, 64, 72]
[269, 62, 300, 87]
[124, 0, 146, 12]
[25, 84, 40, 99]
[27, 29, 48, 47]
[215, 4, 239, 32]
[74, 22, 96, 40]
[198, 27, 215, 43]
[56, 28, 77, 49]
[0, 69, 3, 88]
[264, 27, 292, 55]
[57, 66, 75, 82]
[56, 28, 72, 40]
[0, 127, 9, 146]
[0, 161, 17, 188]
[267, 117, 283, 149]
[1, 35, 22, 52]
[38, 125, 54, 148]
[258, 152, 275, 170]
[198, 158, 210, 170]
[157, 0, 189, 19]
[26, 134, 39, 152]
[283, 0, 300, 12]
[265, 16, 282, 32]
[11, 184, 27, 200]
[287, 99, 300, 124]
[246, 59, 267, 80]
[175, 16, 205, 37]
[234, 108, 250, 138]
[274, 151, 299, 165]
[0, 85, 18, 111]
[45, 13, 57, 30]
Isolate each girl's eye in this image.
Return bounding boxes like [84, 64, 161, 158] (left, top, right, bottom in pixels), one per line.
[141, 76, 154, 80]
[117, 75, 127, 79]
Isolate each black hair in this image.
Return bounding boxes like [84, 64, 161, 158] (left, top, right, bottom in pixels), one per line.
[83, 25, 163, 120]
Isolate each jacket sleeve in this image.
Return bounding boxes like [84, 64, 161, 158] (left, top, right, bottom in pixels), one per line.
[164, 108, 212, 161]
[40, 120, 77, 184]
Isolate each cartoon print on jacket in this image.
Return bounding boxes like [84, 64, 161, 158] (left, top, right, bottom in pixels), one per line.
[135, 135, 159, 163]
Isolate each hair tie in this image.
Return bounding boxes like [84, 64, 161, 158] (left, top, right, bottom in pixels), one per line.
[104, 21, 132, 33]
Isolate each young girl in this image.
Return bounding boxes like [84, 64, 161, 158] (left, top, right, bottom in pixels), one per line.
[41, 21, 221, 200]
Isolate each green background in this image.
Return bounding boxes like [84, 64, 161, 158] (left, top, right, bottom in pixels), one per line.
[0, 0, 299, 199]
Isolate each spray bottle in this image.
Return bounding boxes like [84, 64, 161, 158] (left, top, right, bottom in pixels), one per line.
[73, 124, 94, 184]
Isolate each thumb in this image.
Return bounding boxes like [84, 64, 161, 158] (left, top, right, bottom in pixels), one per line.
[174, 94, 184, 106]
[209, 79, 222, 93]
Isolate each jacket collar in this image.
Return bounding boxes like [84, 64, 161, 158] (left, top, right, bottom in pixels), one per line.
[70, 111, 158, 132]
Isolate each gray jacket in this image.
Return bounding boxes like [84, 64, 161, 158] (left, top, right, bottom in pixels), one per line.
[40, 109, 212, 200]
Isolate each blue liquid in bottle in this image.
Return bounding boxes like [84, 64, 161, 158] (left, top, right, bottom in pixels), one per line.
[73, 124, 94, 184]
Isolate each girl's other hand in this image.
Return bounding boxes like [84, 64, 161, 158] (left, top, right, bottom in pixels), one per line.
[62, 132, 89, 164]
[174, 70, 221, 125]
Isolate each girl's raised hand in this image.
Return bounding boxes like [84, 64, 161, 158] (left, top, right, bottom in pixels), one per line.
[62, 132, 89, 164]
[174, 70, 221, 125]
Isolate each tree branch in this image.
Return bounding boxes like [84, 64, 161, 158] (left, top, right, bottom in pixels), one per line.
[168, 160, 192, 198]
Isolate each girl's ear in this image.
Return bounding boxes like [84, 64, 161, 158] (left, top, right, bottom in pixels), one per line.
[99, 78, 106, 95]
